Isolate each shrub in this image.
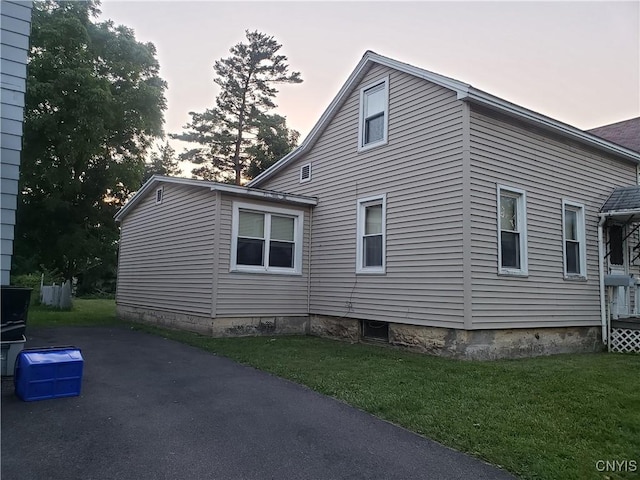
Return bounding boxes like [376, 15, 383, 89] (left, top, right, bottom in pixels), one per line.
[10, 273, 42, 305]
[11, 268, 65, 305]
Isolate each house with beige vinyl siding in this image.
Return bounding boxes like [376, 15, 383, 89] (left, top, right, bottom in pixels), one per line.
[116, 51, 640, 358]
[115, 177, 316, 335]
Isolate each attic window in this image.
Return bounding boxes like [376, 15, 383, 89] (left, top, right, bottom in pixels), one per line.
[358, 76, 389, 151]
[300, 163, 312, 183]
[155, 187, 163, 205]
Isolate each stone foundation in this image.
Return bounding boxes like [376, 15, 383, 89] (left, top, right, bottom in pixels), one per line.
[310, 315, 603, 359]
[390, 323, 603, 359]
[117, 305, 309, 337]
[118, 306, 604, 359]
[309, 315, 360, 342]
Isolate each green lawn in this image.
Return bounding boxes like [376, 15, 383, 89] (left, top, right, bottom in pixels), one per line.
[28, 298, 119, 327]
[30, 299, 640, 480]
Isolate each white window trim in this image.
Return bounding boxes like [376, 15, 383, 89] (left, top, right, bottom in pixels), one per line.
[562, 199, 587, 280]
[356, 194, 387, 274]
[300, 163, 312, 183]
[231, 202, 304, 275]
[497, 185, 528, 276]
[357, 76, 389, 152]
[155, 187, 163, 205]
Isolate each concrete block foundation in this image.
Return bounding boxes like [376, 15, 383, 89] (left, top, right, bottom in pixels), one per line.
[117, 305, 309, 337]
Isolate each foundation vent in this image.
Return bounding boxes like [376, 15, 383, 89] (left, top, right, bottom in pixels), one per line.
[362, 320, 389, 342]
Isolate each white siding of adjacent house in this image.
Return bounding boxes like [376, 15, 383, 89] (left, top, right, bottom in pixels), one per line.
[260, 64, 466, 328]
[116, 183, 216, 316]
[468, 107, 638, 329]
[215, 195, 310, 317]
[1, 0, 32, 285]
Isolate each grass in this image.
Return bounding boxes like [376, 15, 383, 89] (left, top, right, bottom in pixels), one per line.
[28, 298, 119, 327]
[31, 299, 640, 480]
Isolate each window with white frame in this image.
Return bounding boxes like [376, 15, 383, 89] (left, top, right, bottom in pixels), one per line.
[231, 202, 303, 274]
[358, 77, 389, 151]
[497, 186, 528, 275]
[356, 195, 386, 273]
[562, 200, 587, 278]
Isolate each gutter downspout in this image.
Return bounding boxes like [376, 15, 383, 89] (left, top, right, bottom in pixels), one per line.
[598, 214, 607, 345]
[307, 206, 313, 334]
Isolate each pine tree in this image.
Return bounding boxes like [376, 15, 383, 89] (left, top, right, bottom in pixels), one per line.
[143, 142, 182, 183]
[172, 30, 301, 184]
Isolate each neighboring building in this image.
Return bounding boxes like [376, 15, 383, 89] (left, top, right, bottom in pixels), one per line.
[116, 51, 640, 358]
[587, 117, 640, 154]
[1, 1, 32, 285]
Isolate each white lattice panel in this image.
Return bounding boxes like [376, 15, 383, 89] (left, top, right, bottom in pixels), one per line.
[610, 328, 640, 353]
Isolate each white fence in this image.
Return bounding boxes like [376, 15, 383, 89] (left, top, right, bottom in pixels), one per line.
[41, 280, 72, 309]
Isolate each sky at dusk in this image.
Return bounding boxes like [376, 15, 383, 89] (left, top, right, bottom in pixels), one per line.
[98, 1, 640, 154]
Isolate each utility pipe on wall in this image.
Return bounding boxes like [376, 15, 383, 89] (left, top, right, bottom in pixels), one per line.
[598, 214, 607, 344]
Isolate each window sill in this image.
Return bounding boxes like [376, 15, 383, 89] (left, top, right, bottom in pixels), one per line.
[357, 139, 388, 153]
[564, 275, 587, 282]
[356, 269, 386, 275]
[498, 269, 528, 278]
[230, 267, 302, 276]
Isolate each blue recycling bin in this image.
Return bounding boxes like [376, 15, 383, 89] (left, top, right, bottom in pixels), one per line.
[15, 347, 83, 401]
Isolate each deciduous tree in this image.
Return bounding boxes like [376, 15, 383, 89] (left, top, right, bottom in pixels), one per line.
[14, 0, 167, 290]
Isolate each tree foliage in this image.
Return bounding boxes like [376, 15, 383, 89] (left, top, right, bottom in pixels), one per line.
[14, 0, 167, 289]
[245, 114, 299, 179]
[172, 30, 301, 184]
[142, 141, 182, 183]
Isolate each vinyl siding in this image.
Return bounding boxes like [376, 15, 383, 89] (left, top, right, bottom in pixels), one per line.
[468, 107, 638, 329]
[116, 184, 216, 316]
[0, 0, 31, 285]
[215, 195, 310, 317]
[261, 64, 466, 328]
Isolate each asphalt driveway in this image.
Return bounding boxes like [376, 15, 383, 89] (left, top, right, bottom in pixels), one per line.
[1, 327, 515, 480]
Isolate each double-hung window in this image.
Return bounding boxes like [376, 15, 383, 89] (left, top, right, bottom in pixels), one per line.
[231, 202, 303, 274]
[497, 185, 528, 275]
[358, 77, 389, 151]
[356, 195, 386, 274]
[562, 200, 587, 278]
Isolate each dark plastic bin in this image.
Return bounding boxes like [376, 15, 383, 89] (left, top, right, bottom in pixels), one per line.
[1, 286, 32, 341]
[15, 347, 83, 401]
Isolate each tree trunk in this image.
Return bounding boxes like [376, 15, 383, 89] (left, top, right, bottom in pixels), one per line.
[233, 68, 254, 185]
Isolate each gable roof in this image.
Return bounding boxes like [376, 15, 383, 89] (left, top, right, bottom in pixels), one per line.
[249, 51, 640, 187]
[587, 118, 640, 154]
[114, 175, 318, 223]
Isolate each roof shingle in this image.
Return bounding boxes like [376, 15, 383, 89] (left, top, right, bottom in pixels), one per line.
[601, 185, 640, 213]
[587, 117, 640, 154]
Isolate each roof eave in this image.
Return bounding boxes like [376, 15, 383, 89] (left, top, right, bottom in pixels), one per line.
[114, 176, 318, 223]
[459, 88, 640, 164]
[248, 52, 375, 187]
[250, 51, 640, 188]
[212, 183, 318, 206]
